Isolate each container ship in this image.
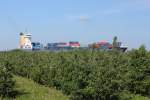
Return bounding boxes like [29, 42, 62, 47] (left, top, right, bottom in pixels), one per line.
[19, 32, 127, 52]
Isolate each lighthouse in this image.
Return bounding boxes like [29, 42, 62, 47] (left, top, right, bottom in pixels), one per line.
[19, 32, 32, 50]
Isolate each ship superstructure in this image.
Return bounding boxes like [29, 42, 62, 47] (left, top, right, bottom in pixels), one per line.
[19, 32, 32, 50]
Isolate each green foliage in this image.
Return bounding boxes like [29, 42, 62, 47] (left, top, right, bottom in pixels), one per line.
[0, 46, 149, 99]
[0, 61, 16, 97]
[3, 76, 69, 100]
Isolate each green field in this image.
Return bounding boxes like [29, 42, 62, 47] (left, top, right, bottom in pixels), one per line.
[1, 76, 69, 100]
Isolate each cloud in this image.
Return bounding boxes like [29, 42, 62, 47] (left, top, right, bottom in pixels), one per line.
[126, 0, 150, 9]
[78, 16, 90, 22]
[139, 0, 150, 8]
[65, 9, 120, 23]
[136, 0, 150, 4]
[66, 15, 90, 22]
[100, 9, 122, 15]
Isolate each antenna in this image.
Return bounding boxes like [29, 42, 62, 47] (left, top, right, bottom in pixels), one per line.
[25, 28, 28, 34]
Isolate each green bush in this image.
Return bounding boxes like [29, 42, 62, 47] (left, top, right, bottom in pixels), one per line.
[0, 61, 16, 97]
[0, 46, 149, 99]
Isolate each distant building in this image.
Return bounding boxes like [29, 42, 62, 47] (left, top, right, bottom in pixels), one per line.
[19, 32, 32, 50]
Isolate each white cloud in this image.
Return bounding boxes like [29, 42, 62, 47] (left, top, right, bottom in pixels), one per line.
[66, 15, 90, 22]
[138, 0, 150, 8]
[125, 0, 150, 9]
[78, 16, 90, 22]
[100, 9, 122, 15]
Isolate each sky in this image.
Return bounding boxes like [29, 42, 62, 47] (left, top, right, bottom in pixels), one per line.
[0, 0, 150, 50]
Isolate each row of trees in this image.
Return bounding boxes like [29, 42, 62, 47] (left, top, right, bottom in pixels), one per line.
[0, 46, 150, 99]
